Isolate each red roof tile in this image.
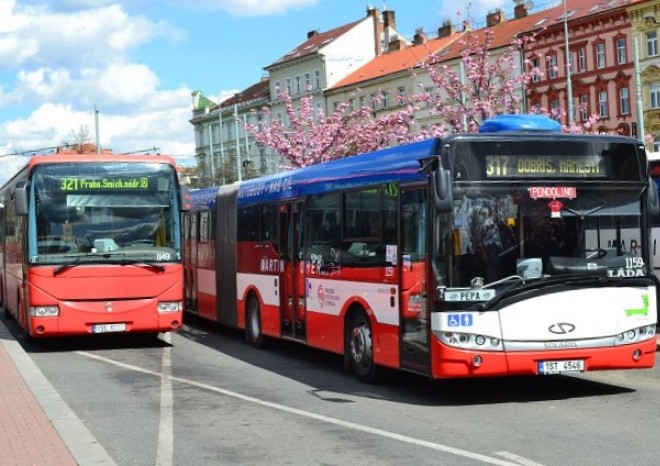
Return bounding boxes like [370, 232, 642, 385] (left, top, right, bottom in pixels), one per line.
[331, 33, 464, 89]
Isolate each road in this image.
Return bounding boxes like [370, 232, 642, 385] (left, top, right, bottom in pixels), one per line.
[6, 313, 660, 466]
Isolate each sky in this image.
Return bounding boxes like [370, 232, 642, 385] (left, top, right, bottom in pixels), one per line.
[0, 0, 514, 184]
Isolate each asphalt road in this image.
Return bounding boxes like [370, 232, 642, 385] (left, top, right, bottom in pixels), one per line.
[6, 313, 660, 466]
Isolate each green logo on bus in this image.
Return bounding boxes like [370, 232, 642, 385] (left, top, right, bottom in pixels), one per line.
[625, 294, 649, 317]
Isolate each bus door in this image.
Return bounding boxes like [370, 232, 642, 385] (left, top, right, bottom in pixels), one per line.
[279, 202, 304, 340]
[399, 187, 431, 374]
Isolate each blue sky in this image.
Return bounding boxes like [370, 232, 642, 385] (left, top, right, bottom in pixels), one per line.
[0, 0, 510, 182]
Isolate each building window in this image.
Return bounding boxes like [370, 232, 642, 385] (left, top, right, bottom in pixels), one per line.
[596, 43, 605, 68]
[370, 92, 378, 111]
[359, 95, 366, 108]
[285, 78, 292, 95]
[304, 73, 311, 90]
[580, 95, 589, 122]
[547, 55, 558, 79]
[382, 90, 390, 109]
[274, 81, 280, 95]
[616, 38, 627, 64]
[314, 70, 322, 89]
[654, 136, 660, 152]
[651, 82, 660, 108]
[598, 90, 608, 118]
[295, 76, 301, 94]
[531, 57, 540, 82]
[619, 87, 630, 115]
[551, 99, 560, 117]
[577, 47, 586, 73]
[648, 31, 658, 57]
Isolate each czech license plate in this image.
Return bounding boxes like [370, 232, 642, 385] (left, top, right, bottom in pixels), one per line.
[92, 323, 126, 333]
[538, 359, 585, 375]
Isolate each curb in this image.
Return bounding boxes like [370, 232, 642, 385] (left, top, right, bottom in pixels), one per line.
[0, 318, 117, 466]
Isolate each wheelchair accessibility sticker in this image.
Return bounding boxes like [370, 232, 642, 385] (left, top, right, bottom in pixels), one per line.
[447, 313, 473, 327]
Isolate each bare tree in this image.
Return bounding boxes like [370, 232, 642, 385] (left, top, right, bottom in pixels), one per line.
[61, 125, 97, 154]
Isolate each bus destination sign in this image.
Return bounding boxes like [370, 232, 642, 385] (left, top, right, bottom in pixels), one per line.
[59, 176, 152, 191]
[485, 155, 608, 178]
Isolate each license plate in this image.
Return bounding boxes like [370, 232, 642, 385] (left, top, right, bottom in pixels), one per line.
[538, 359, 585, 375]
[92, 323, 126, 333]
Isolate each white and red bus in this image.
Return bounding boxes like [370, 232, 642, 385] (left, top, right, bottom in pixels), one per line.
[0, 152, 189, 339]
[184, 115, 658, 382]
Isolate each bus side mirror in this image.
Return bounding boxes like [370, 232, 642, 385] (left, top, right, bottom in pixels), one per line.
[180, 185, 191, 212]
[648, 177, 660, 221]
[13, 181, 29, 216]
[432, 168, 453, 211]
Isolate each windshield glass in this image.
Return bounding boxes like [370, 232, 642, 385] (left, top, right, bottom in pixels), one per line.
[445, 185, 646, 290]
[28, 161, 182, 264]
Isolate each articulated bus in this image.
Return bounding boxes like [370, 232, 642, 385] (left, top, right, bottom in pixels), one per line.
[184, 115, 658, 382]
[0, 152, 189, 339]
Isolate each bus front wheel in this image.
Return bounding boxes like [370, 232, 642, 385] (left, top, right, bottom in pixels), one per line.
[245, 295, 266, 349]
[347, 311, 381, 383]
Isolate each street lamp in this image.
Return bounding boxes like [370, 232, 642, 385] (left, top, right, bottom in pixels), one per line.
[563, 0, 574, 126]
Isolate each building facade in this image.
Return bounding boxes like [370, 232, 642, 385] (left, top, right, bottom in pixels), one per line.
[629, 0, 660, 148]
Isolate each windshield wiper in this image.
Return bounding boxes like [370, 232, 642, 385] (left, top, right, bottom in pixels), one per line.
[475, 273, 652, 312]
[53, 257, 83, 276]
[119, 258, 166, 272]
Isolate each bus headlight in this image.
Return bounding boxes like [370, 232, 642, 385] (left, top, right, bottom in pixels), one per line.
[158, 301, 182, 313]
[30, 306, 59, 317]
[436, 331, 503, 351]
[615, 325, 656, 345]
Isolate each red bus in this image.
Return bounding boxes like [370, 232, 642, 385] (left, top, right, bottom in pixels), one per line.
[0, 152, 189, 339]
[184, 115, 658, 382]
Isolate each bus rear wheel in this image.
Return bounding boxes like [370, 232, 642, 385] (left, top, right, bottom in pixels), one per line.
[348, 311, 381, 383]
[245, 295, 266, 349]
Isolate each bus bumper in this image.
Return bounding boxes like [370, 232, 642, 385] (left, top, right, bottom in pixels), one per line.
[430, 337, 657, 378]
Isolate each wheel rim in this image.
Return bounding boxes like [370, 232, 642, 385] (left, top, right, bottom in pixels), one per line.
[350, 319, 372, 368]
[248, 299, 260, 338]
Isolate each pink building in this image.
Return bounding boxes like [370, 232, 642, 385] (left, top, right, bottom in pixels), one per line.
[523, 0, 640, 136]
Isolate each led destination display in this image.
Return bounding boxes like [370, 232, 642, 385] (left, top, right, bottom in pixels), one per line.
[485, 155, 609, 178]
[58, 176, 152, 191]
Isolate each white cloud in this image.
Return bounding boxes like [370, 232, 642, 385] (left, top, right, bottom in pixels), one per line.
[164, 0, 318, 17]
[0, 0, 195, 182]
[0, 2, 182, 71]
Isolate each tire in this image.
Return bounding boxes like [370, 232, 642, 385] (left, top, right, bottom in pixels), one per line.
[245, 295, 266, 349]
[347, 310, 382, 384]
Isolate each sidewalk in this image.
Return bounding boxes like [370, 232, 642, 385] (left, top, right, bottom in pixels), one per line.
[0, 317, 116, 466]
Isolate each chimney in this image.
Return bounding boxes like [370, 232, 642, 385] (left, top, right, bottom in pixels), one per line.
[387, 37, 405, 52]
[368, 7, 383, 55]
[382, 10, 395, 50]
[514, 3, 529, 18]
[307, 30, 319, 39]
[437, 20, 455, 38]
[383, 10, 396, 30]
[413, 28, 427, 45]
[486, 9, 505, 27]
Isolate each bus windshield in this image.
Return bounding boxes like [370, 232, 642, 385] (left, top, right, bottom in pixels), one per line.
[447, 184, 645, 290]
[28, 162, 182, 264]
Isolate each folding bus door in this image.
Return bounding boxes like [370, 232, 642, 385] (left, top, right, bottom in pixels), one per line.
[279, 202, 305, 341]
[399, 187, 431, 374]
